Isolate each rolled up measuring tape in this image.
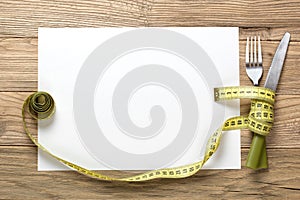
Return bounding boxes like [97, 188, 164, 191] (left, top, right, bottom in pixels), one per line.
[22, 86, 275, 182]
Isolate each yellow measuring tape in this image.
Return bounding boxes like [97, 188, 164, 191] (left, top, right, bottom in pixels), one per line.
[22, 86, 275, 182]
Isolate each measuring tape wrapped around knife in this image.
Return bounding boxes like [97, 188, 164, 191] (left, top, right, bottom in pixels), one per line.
[22, 86, 275, 182]
[22, 32, 290, 181]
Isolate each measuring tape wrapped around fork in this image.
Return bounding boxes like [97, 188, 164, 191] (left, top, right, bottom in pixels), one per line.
[22, 86, 275, 182]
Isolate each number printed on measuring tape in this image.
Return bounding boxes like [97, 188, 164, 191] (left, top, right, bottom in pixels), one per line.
[22, 86, 275, 182]
[214, 86, 275, 104]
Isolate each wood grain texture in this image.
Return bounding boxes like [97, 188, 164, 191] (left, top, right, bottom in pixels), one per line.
[1, 0, 300, 37]
[0, 147, 299, 199]
[0, 92, 299, 148]
[1, 0, 300, 199]
[1, 38, 300, 93]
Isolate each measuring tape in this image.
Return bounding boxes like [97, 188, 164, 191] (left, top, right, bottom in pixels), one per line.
[22, 86, 275, 182]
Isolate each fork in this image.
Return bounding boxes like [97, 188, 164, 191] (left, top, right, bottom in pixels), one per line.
[245, 36, 263, 86]
[245, 35, 268, 169]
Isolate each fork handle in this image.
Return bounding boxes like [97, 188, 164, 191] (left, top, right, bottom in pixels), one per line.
[246, 134, 268, 169]
[247, 81, 266, 168]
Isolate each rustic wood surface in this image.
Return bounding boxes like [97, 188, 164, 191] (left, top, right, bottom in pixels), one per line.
[0, 0, 299, 199]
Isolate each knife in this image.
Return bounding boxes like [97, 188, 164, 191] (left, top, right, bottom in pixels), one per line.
[246, 32, 291, 169]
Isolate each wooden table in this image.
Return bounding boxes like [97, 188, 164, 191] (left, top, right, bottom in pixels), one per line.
[0, 1, 299, 199]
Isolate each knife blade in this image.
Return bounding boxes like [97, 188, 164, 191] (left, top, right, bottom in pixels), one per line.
[264, 32, 291, 90]
[246, 32, 290, 169]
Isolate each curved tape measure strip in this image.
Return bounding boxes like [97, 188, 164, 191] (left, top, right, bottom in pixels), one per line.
[22, 86, 275, 182]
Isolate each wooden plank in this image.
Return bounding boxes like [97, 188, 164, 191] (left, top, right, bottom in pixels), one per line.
[0, 92, 299, 148]
[0, 1, 299, 199]
[239, 27, 300, 41]
[1, 38, 300, 93]
[1, 1, 300, 37]
[0, 146, 299, 199]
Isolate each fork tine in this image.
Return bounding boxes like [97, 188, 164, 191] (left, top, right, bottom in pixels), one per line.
[245, 35, 263, 86]
[258, 36, 262, 65]
[246, 37, 249, 65]
[254, 36, 257, 65]
[250, 36, 253, 66]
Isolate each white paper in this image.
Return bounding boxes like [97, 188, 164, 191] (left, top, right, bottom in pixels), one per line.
[38, 27, 240, 170]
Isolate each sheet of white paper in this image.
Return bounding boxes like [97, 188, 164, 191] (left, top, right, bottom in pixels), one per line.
[38, 27, 240, 171]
